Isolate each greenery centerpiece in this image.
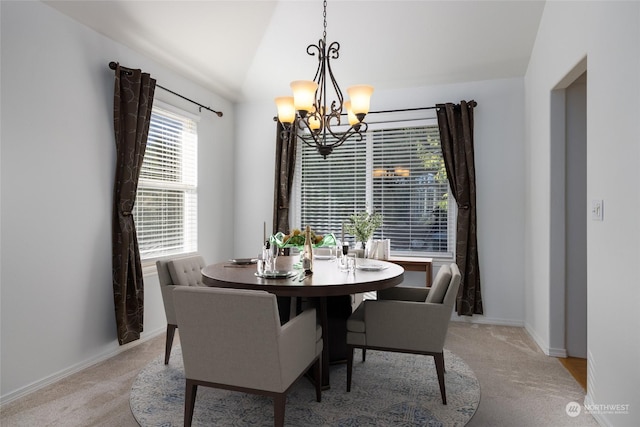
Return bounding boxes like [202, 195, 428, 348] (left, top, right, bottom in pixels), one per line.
[345, 211, 383, 251]
[271, 229, 337, 249]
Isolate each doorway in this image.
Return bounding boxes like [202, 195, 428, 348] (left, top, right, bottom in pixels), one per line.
[562, 71, 588, 389]
[564, 71, 587, 361]
[549, 60, 588, 390]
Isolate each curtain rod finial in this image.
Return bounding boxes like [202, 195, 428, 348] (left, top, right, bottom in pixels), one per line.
[109, 61, 118, 70]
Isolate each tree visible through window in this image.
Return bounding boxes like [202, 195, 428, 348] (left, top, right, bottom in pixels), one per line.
[133, 105, 198, 260]
[295, 121, 454, 258]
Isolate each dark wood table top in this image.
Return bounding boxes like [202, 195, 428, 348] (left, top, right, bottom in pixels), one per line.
[202, 256, 405, 297]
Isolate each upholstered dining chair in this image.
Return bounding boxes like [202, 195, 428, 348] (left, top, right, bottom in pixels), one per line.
[345, 263, 461, 404]
[173, 286, 323, 427]
[155, 254, 206, 364]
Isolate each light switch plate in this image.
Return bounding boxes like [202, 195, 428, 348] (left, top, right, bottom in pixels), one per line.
[592, 200, 604, 221]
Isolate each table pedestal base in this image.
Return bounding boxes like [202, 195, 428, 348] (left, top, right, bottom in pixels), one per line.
[313, 295, 353, 388]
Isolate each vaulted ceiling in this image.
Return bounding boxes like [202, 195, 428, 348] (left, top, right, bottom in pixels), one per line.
[45, 0, 546, 102]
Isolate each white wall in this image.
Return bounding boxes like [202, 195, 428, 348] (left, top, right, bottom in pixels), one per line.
[524, 2, 640, 425]
[0, 1, 235, 401]
[236, 78, 527, 326]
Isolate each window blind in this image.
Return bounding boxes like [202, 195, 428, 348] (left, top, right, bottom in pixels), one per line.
[298, 136, 367, 236]
[134, 106, 198, 260]
[295, 122, 454, 257]
[371, 125, 453, 256]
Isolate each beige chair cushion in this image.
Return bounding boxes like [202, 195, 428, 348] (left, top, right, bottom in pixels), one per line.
[346, 303, 366, 333]
[168, 256, 205, 286]
[425, 264, 452, 304]
[314, 247, 333, 257]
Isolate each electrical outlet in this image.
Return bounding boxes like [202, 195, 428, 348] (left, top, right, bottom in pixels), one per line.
[592, 200, 604, 221]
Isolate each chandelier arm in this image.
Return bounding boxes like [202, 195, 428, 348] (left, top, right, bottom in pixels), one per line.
[321, 121, 354, 142]
[307, 41, 324, 83]
[327, 40, 340, 60]
[325, 41, 343, 118]
[294, 120, 367, 158]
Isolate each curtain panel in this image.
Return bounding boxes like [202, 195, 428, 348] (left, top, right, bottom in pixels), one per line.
[272, 122, 298, 323]
[272, 122, 297, 235]
[436, 100, 483, 316]
[111, 64, 156, 345]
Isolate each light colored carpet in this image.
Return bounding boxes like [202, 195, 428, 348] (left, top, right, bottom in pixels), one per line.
[0, 323, 599, 426]
[130, 346, 479, 426]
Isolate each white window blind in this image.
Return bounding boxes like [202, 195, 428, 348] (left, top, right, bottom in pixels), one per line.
[133, 105, 198, 260]
[371, 125, 454, 256]
[298, 136, 368, 236]
[295, 121, 454, 258]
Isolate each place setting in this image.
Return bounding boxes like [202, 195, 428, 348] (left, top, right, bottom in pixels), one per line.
[355, 260, 389, 271]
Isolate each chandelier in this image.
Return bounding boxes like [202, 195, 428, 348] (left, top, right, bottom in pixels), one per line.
[274, 0, 373, 158]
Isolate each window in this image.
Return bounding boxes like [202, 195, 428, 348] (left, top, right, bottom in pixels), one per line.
[293, 118, 454, 258]
[133, 104, 198, 260]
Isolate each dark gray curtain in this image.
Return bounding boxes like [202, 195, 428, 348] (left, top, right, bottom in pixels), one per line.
[436, 100, 483, 316]
[273, 122, 298, 323]
[112, 64, 156, 344]
[272, 121, 297, 235]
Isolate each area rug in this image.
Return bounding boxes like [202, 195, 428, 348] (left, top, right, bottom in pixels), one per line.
[130, 346, 480, 426]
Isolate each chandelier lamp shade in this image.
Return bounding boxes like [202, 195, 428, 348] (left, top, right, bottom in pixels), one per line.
[275, 0, 374, 158]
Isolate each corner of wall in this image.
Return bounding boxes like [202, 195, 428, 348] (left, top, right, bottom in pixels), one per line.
[524, 321, 566, 357]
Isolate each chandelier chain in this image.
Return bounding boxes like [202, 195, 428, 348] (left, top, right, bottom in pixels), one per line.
[323, 0, 327, 41]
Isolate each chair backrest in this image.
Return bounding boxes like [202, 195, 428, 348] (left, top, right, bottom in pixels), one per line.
[425, 263, 461, 306]
[173, 287, 287, 391]
[425, 264, 452, 304]
[422, 263, 460, 351]
[350, 249, 365, 258]
[157, 255, 206, 287]
[156, 254, 206, 324]
[442, 263, 461, 308]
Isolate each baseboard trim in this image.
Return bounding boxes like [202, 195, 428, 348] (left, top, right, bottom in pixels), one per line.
[523, 321, 567, 357]
[451, 315, 524, 327]
[547, 347, 567, 358]
[584, 392, 614, 427]
[524, 322, 547, 354]
[0, 327, 165, 406]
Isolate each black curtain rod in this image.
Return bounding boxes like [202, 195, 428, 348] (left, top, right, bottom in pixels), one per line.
[108, 62, 223, 117]
[369, 101, 477, 115]
[273, 101, 477, 122]
[368, 106, 438, 114]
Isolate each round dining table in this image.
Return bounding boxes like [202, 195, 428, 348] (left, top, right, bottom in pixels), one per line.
[201, 255, 404, 389]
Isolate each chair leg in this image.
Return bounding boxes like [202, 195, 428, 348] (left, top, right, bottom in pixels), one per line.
[184, 379, 198, 427]
[274, 394, 286, 427]
[346, 345, 354, 392]
[313, 357, 322, 402]
[362, 348, 366, 362]
[165, 324, 177, 365]
[434, 352, 447, 405]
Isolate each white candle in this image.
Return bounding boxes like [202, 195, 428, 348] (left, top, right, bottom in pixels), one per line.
[341, 222, 345, 243]
[263, 221, 266, 244]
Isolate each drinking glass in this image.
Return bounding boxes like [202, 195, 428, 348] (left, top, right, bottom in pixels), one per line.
[338, 242, 350, 271]
[342, 242, 349, 257]
[262, 245, 273, 273]
[347, 254, 356, 275]
[270, 244, 279, 271]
